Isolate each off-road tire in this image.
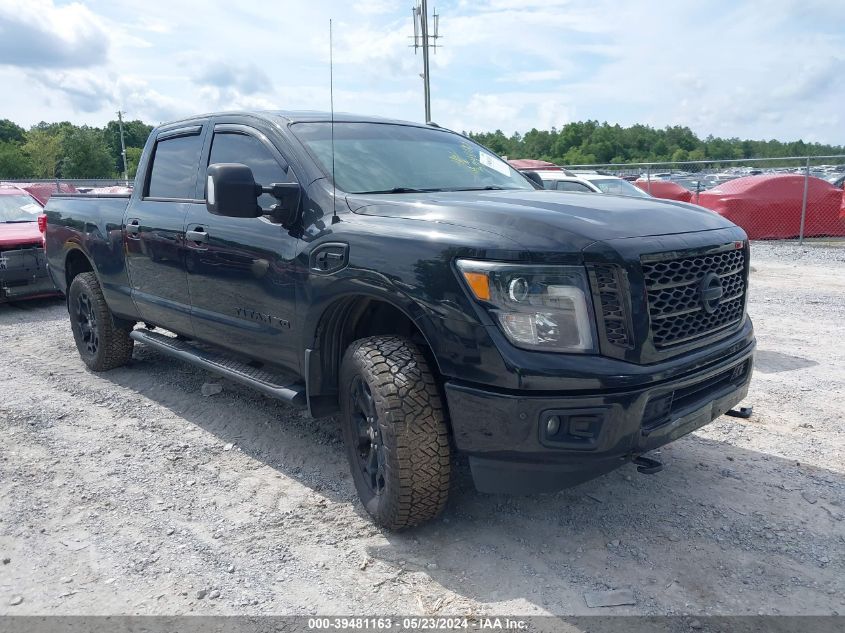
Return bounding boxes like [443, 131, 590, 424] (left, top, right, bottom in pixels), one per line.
[340, 335, 450, 529]
[68, 272, 134, 371]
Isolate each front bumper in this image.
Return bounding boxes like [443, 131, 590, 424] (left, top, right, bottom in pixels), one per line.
[444, 338, 754, 494]
[0, 246, 59, 302]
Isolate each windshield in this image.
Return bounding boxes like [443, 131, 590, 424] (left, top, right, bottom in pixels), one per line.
[291, 122, 534, 194]
[0, 194, 42, 222]
[589, 178, 651, 198]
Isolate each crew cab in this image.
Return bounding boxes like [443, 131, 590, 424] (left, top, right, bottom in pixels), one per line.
[45, 111, 755, 529]
[0, 185, 58, 303]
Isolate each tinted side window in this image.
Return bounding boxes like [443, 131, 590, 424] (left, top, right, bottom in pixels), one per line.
[209, 132, 289, 209]
[147, 133, 204, 199]
[556, 181, 594, 192]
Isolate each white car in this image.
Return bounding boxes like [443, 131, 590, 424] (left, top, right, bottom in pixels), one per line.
[530, 170, 652, 198]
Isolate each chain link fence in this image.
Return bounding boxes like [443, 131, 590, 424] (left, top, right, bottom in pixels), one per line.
[565, 155, 845, 245]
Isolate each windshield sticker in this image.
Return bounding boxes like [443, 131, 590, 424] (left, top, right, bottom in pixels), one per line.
[479, 151, 510, 176]
[450, 142, 483, 173]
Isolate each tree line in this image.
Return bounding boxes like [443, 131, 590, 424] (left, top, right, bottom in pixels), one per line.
[0, 118, 152, 180]
[468, 121, 845, 165]
[2, 116, 844, 180]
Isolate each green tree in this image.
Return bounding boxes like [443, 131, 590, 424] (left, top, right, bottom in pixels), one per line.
[0, 141, 32, 178]
[23, 129, 62, 178]
[61, 127, 114, 178]
[104, 119, 152, 174]
[0, 119, 26, 144]
[125, 146, 142, 179]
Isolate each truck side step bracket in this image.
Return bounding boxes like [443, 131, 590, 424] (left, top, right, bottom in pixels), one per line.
[632, 454, 664, 475]
[725, 406, 753, 419]
[130, 329, 306, 406]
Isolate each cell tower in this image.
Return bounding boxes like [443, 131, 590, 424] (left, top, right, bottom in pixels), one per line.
[410, 1, 441, 123]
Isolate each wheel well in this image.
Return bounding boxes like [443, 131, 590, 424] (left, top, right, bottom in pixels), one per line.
[309, 297, 440, 417]
[65, 249, 94, 289]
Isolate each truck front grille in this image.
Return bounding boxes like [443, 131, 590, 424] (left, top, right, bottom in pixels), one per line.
[642, 246, 746, 348]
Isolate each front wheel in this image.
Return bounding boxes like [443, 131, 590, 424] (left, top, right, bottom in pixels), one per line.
[68, 272, 134, 371]
[339, 336, 451, 529]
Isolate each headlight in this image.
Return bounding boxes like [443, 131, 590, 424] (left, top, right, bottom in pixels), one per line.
[456, 259, 597, 353]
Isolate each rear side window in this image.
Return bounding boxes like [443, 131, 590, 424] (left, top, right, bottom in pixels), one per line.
[555, 181, 594, 192]
[147, 133, 204, 199]
[209, 132, 290, 209]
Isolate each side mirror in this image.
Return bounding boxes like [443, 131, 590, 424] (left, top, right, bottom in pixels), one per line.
[523, 170, 544, 189]
[207, 163, 302, 228]
[206, 163, 262, 218]
[265, 182, 302, 228]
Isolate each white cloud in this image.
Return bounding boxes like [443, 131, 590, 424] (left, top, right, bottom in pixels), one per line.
[498, 70, 565, 83]
[354, 0, 396, 15]
[30, 70, 191, 123]
[0, 0, 842, 146]
[0, 0, 110, 68]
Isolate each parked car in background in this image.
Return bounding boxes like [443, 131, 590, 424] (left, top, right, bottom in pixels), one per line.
[696, 175, 845, 239]
[578, 172, 652, 197]
[634, 179, 694, 202]
[841, 188, 845, 222]
[77, 185, 134, 195]
[506, 158, 563, 171]
[0, 185, 59, 303]
[829, 173, 845, 190]
[530, 170, 652, 197]
[11, 182, 78, 206]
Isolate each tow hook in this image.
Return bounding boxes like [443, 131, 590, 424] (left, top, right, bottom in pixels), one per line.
[632, 454, 664, 475]
[726, 406, 753, 419]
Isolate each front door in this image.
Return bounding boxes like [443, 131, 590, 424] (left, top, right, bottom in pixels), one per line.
[125, 125, 207, 335]
[185, 123, 300, 370]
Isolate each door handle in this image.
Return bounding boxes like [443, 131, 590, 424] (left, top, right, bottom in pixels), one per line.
[185, 228, 208, 244]
[126, 219, 140, 236]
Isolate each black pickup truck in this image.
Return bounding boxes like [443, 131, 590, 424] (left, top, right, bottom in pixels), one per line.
[45, 111, 755, 529]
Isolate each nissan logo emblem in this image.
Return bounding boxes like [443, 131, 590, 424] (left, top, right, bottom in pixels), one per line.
[700, 272, 723, 314]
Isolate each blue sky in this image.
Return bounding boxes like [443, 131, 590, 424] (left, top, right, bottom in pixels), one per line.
[1, 0, 843, 144]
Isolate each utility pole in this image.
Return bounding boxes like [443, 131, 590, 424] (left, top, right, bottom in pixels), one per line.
[411, 1, 440, 122]
[117, 110, 129, 185]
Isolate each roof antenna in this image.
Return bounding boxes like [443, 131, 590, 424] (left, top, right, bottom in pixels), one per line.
[329, 18, 339, 225]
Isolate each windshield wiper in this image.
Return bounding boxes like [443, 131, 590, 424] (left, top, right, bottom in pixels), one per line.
[356, 187, 437, 194]
[448, 185, 509, 191]
[3, 219, 37, 223]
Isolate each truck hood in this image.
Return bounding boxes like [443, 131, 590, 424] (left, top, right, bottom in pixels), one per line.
[0, 222, 41, 248]
[347, 190, 735, 251]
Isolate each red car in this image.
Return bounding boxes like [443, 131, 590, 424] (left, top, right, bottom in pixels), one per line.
[696, 174, 845, 240]
[840, 189, 845, 223]
[12, 181, 77, 206]
[0, 186, 60, 303]
[634, 179, 694, 202]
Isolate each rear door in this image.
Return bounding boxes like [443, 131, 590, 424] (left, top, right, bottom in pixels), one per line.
[124, 123, 208, 335]
[184, 119, 300, 369]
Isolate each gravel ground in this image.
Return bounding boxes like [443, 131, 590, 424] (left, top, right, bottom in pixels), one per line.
[0, 243, 843, 616]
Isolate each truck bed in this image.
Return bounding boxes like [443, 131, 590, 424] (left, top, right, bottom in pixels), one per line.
[44, 193, 131, 298]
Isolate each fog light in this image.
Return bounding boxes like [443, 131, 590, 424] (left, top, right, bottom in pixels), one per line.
[546, 415, 561, 436]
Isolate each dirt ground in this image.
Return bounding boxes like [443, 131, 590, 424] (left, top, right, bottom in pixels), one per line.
[0, 243, 843, 616]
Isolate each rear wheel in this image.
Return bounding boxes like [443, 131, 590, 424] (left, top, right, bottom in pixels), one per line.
[68, 272, 134, 371]
[339, 335, 450, 529]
